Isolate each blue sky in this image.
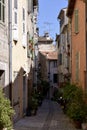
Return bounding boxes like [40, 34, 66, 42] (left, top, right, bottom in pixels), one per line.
[37, 0, 68, 42]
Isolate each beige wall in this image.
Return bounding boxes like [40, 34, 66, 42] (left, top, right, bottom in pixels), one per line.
[0, 0, 9, 96]
[12, 0, 28, 121]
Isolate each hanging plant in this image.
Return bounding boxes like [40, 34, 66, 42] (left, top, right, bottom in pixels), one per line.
[29, 44, 32, 48]
[29, 39, 34, 45]
[31, 48, 34, 51]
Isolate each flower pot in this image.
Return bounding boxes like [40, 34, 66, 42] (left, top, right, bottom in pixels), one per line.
[73, 120, 81, 129]
[31, 109, 37, 116]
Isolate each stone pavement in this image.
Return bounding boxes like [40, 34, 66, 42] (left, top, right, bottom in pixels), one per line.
[13, 99, 81, 130]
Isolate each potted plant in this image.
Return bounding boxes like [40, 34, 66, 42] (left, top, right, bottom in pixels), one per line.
[30, 96, 38, 115]
[66, 101, 87, 129]
[0, 88, 15, 130]
[61, 83, 87, 129]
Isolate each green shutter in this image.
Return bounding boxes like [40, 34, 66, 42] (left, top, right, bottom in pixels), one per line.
[76, 52, 79, 81]
[74, 9, 79, 33]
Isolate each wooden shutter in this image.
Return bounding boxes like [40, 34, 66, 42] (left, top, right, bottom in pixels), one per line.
[74, 9, 79, 33]
[76, 52, 80, 81]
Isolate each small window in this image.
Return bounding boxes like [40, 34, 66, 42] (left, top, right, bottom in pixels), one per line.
[53, 61, 57, 67]
[0, 0, 5, 23]
[14, 12, 17, 24]
[14, 0, 18, 9]
[74, 9, 79, 33]
[75, 52, 80, 81]
[23, 23, 25, 33]
[14, 0, 18, 25]
[53, 74, 57, 83]
[23, 8, 25, 20]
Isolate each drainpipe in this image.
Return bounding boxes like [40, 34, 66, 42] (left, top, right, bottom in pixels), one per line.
[85, 3, 87, 90]
[8, 0, 12, 102]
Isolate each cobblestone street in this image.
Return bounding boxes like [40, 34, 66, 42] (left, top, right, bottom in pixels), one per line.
[14, 99, 81, 130]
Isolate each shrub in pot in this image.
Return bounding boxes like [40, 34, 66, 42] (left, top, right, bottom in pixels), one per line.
[0, 88, 15, 130]
[60, 83, 77, 112]
[66, 86, 87, 129]
[66, 100, 87, 129]
[30, 97, 38, 115]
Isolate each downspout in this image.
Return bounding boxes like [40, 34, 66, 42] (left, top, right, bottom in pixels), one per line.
[8, 0, 12, 102]
[85, 3, 87, 90]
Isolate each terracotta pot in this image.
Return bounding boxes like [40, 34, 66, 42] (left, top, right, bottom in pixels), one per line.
[73, 120, 81, 129]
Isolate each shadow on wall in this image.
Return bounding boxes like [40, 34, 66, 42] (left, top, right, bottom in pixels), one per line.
[1, 65, 34, 123]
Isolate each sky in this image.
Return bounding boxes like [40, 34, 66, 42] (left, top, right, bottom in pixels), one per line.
[37, 0, 68, 42]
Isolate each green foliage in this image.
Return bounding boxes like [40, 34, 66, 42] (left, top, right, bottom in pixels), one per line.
[66, 101, 87, 122]
[62, 83, 83, 103]
[41, 80, 50, 96]
[0, 88, 15, 130]
[30, 90, 38, 110]
[30, 96, 38, 110]
[52, 88, 62, 101]
[61, 83, 87, 123]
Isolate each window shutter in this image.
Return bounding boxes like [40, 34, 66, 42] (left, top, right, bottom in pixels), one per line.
[76, 52, 80, 81]
[28, 0, 33, 13]
[14, 0, 18, 9]
[75, 9, 79, 33]
[0, 0, 5, 23]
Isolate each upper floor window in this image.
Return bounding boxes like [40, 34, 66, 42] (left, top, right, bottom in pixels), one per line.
[0, 0, 5, 23]
[75, 52, 80, 81]
[14, 0, 18, 25]
[74, 9, 79, 34]
[14, 12, 17, 24]
[60, 18, 64, 27]
[58, 53, 62, 65]
[23, 8, 25, 20]
[14, 0, 18, 9]
[53, 61, 57, 68]
[22, 8, 25, 33]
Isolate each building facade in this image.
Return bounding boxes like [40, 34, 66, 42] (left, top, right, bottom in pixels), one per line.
[0, 0, 9, 98]
[11, 0, 38, 121]
[57, 8, 71, 86]
[67, 0, 87, 89]
[37, 33, 57, 98]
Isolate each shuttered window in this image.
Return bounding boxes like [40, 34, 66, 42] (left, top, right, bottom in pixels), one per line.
[14, 0, 18, 25]
[75, 52, 80, 81]
[14, 0, 18, 9]
[74, 9, 79, 33]
[0, 0, 5, 23]
[22, 8, 25, 33]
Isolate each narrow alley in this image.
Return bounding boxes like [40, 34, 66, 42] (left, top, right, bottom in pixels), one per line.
[14, 99, 80, 130]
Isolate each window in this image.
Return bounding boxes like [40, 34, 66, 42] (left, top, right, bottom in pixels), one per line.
[75, 52, 80, 81]
[74, 9, 79, 33]
[53, 74, 57, 83]
[14, 0, 18, 9]
[0, 0, 5, 23]
[14, 12, 17, 24]
[23, 8, 25, 20]
[22, 8, 25, 33]
[58, 53, 62, 65]
[23, 23, 25, 33]
[14, 0, 18, 25]
[53, 61, 57, 67]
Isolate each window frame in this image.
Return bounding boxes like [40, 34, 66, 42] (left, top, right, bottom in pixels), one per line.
[0, 0, 5, 24]
[74, 9, 79, 34]
[22, 7, 25, 34]
[14, 0, 18, 25]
